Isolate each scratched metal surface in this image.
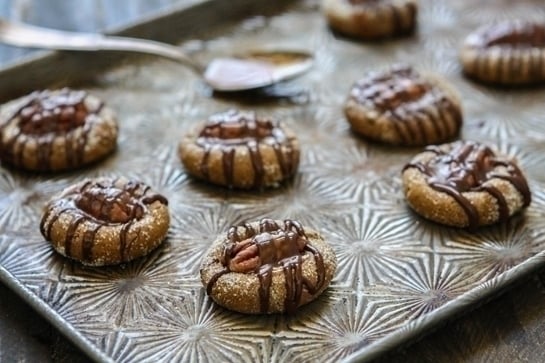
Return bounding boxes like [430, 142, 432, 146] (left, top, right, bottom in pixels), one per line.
[1, 0, 545, 362]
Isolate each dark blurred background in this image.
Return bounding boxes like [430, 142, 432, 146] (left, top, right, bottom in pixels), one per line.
[0, 0, 183, 66]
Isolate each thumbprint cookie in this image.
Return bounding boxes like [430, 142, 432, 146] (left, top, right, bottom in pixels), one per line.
[402, 140, 531, 229]
[178, 109, 300, 189]
[0, 88, 118, 171]
[345, 66, 462, 146]
[200, 218, 337, 314]
[322, 0, 417, 40]
[461, 21, 545, 85]
[40, 177, 170, 266]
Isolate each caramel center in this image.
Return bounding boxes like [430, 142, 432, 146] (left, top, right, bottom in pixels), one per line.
[351, 67, 431, 113]
[425, 143, 496, 191]
[197, 111, 284, 146]
[75, 183, 144, 224]
[17, 89, 88, 135]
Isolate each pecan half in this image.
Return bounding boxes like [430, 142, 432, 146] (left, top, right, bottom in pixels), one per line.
[228, 239, 259, 273]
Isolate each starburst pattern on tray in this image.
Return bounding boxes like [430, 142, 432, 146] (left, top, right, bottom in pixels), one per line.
[0, 234, 64, 289]
[527, 181, 545, 219]
[365, 254, 476, 320]
[57, 245, 198, 326]
[36, 280, 119, 345]
[323, 208, 430, 289]
[92, 332, 139, 363]
[124, 288, 274, 362]
[305, 139, 409, 193]
[0, 170, 68, 231]
[169, 201, 244, 274]
[124, 145, 195, 207]
[453, 0, 545, 23]
[492, 141, 545, 185]
[463, 99, 545, 143]
[274, 293, 399, 362]
[358, 177, 462, 247]
[419, 0, 462, 52]
[229, 172, 360, 226]
[439, 216, 545, 281]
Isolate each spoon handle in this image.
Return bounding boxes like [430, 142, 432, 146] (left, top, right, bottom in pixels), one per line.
[0, 19, 203, 73]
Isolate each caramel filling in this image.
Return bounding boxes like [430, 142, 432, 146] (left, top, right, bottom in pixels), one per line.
[18, 89, 89, 135]
[195, 110, 297, 188]
[75, 183, 145, 224]
[351, 67, 432, 112]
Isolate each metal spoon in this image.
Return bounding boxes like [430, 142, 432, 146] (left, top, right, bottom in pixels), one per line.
[0, 19, 313, 92]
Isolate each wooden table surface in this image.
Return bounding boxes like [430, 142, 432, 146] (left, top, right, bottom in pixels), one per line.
[1, 1, 545, 362]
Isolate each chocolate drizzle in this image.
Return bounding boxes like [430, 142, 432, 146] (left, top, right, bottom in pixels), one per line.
[206, 218, 326, 313]
[40, 178, 168, 263]
[350, 66, 462, 145]
[404, 141, 531, 229]
[195, 110, 298, 188]
[0, 88, 103, 171]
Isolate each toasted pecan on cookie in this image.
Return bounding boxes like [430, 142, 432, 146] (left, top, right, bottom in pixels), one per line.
[200, 218, 337, 314]
[40, 177, 169, 266]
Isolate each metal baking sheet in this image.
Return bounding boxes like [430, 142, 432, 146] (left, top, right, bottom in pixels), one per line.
[2, 0, 545, 362]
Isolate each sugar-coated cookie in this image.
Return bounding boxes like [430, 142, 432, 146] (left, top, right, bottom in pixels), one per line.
[40, 177, 169, 266]
[323, 0, 417, 40]
[179, 110, 299, 189]
[345, 66, 462, 146]
[461, 21, 545, 85]
[402, 140, 531, 228]
[200, 218, 337, 314]
[0, 88, 118, 171]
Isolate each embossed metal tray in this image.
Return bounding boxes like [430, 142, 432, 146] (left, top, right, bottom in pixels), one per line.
[2, 0, 545, 362]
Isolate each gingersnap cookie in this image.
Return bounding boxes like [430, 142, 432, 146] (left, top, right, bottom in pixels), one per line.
[402, 140, 531, 229]
[200, 218, 337, 314]
[178, 109, 300, 189]
[40, 177, 170, 266]
[0, 88, 118, 171]
[322, 0, 417, 40]
[460, 21, 545, 85]
[345, 66, 462, 146]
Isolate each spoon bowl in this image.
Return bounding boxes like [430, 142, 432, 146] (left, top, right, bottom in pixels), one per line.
[0, 19, 313, 92]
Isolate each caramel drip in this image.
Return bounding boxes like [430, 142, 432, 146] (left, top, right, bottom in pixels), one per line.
[404, 141, 531, 228]
[207, 218, 326, 313]
[196, 110, 297, 188]
[0, 89, 100, 171]
[40, 179, 168, 263]
[351, 67, 461, 145]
